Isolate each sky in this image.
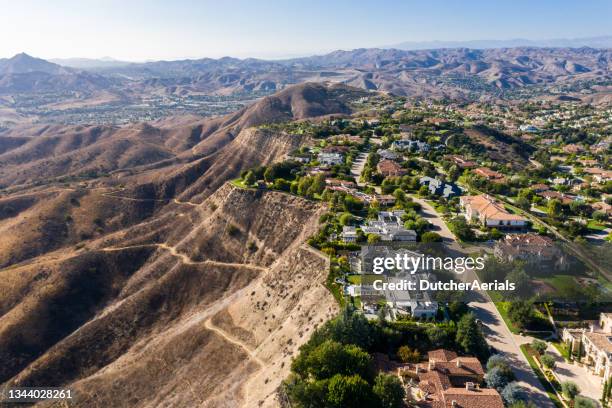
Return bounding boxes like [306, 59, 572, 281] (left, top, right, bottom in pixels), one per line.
[1, 0, 611, 61]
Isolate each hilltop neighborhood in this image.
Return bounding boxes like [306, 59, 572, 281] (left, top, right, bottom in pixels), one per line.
[237, 93, 611, 408]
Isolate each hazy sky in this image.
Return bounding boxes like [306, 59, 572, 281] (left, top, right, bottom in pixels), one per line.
[1, 0, 611, 60]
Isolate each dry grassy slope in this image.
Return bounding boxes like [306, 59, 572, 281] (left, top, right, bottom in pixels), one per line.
[0, 82, 359, 189]
[0, 188, 158, 267]
[0, 185, 335, 408]
[179, 127, 308, 203]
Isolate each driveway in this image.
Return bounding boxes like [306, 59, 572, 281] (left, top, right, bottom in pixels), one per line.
[545, 342, 602, 401]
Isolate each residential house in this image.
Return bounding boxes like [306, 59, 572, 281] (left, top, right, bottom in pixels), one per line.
[398, 349, 503, 408]
[537, 190, 577, 205]
[494, 234, 567, 270]
[460, 195, 528, 229]
[392, 139, 430, 152]
[361, 210, 416, 241]
[447, 155, 477, 169]
[325, 178, 357, 189]
[473, 167, 506, 183]
[377, 159, 407, 177]
[378, 149, 399, 160]
[318, 152, 344, 166]
[375, 194, 396, 206]
[563, 144, 585, 154]
[592, 201, 612, 218]
[531, 184, 550, 193]
[420, 176, 461, 199]
[322, 145, 350, 154]
[583, 168, 612, 183]
[562, 313, 612, 383]
[341, 226, 358, 243]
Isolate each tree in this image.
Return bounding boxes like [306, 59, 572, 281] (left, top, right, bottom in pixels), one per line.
[485, 366, 514, 390]
[501, 382, 524, 406]
[531, 340, 547, 355]
[486, 354, 512, 372]
[593, 210, 606, 222]
[397, 345, 420, 363]
[507, 302, 534, 329]
[327, 374, 376, 408]
[373, 373, 405, 408]
[294, 340, 372, 381]
[561, 381, 580, 400]
[456, 312, 489, 359]
[339, 213, 353, 226]
[421, 231, 443, 243]
[425, 325, 448, 348]
[367, 234, 381, 244]
[448, 216, 475, 241]
[515, 197, 531, 211]
[547, 199, 563, 218]
[540, 353, 556, 370]
[574, 396, 596, 408]
[243, 170, 256, 186]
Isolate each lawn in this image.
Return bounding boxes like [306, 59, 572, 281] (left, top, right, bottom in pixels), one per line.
[347, 274, 362, 285]
[494, 302, 552, 334]
[230, 178, 250, 188]
[587, 220, 607, 231]
[542, 275, 583, 298]
[495, 302, 520, 334]
[520, 344, 565, 408]
[551, 340, 572, 361]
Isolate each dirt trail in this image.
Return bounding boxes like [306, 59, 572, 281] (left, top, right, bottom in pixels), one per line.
[204, 319, 264, 366]
[102, 243, 267, 271]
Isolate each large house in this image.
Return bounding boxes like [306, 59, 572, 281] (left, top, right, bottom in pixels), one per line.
[420, 176, 461, 199]
[392, 139, 430, 153]
[377, 159, 407, 177]
[562, 313, 612, 383]
[460, 195, 528, 229]
[447, 155, 477, 169]
[398, 349, 503, 408]
[318, 152, 344, 166]
[361, 210, 417, 242]
[473, 167, 506, 183]
[583, 168, 612, 184]
[494, 233, 567, 270]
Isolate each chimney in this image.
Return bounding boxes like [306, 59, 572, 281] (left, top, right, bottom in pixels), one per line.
[415, 366, 420, 374]
[429, 360, 433, 370]
[466, 382, 475, 391]
[456, 358, 461, 367]
[451, 400, 457, 408]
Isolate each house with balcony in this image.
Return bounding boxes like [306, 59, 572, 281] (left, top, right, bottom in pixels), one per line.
[562, 313, 612, 383]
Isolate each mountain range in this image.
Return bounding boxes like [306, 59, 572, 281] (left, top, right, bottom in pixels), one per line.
[1, 45, 611, 100]
[0, 45, 611, 130]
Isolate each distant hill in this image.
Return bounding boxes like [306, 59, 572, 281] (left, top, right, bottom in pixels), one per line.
[49, 57, 131, 69]
[1, 46, 611, 101]
[0, 53, 112, 94]
[387, 35, 612, 50]
[0, 53, 69, 75]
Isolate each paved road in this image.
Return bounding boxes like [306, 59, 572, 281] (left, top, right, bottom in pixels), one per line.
[408, 195, 455, 242]
[351, 152, 368, 187]
[470, 301, 556, 408]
